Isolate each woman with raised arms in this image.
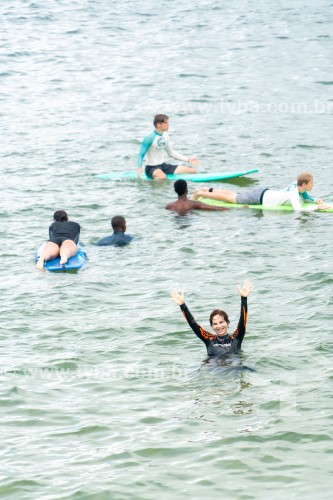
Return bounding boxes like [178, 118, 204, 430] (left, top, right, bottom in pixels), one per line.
[170, 280, 253, 358]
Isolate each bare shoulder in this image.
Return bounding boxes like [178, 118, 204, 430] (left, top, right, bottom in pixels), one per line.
[192, 200, 205, 208]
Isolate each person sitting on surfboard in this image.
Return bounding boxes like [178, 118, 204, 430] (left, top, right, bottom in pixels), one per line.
[166, 180, 229, 215]
[35, 210, 80, 270]
[192, 172, 329, 211]
[96, 216, 133, 247]
[170, 280, 253, 358]
[137, 114, 200, 180]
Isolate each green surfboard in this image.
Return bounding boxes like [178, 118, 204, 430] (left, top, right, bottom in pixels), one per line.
[199, 198, 333, 212]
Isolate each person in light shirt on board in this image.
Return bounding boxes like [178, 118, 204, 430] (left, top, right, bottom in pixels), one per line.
[137, 114, 200, 180]
[192, 172, 329, 212]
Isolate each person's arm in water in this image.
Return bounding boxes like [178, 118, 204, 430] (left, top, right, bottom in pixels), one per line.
[229, 280, 252, 348]
[301, 190, 329, 209]
[288, 183, 329, 211]
[137, 132, 156, 178]
[190, 200, 229, 211]
[301, 190, 315, 203]
[170, 291, 214, 345]
[300, 189, 325, 205]
[165, 200, 229, 211]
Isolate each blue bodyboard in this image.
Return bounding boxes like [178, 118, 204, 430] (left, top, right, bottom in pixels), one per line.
[35, 243, 87, 272]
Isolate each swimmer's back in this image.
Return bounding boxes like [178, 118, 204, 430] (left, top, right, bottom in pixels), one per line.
[49, 221, 80, 244]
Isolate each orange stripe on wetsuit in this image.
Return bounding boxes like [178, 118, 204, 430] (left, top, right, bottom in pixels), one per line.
[180, 296, 248, 357]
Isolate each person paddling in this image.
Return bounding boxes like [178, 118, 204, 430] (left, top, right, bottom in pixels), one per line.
[193, 173, 329, 211]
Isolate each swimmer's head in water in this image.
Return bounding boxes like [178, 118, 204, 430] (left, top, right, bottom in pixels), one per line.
[210, 309, 230, 336]
[53, 210, 68, 222]
[174, 179, 188, 196]
[111, 215, 126, 232]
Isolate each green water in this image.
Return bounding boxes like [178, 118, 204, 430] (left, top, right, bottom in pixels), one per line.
[1, 0, 333, 498]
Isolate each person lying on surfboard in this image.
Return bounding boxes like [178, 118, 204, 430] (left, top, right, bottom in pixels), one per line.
[170, 280, 253, 358]
[36, 210, 80, 270]
[137, 114, 200, 180]
[166, 180, 229, 215]
[192, 172, 329, 211]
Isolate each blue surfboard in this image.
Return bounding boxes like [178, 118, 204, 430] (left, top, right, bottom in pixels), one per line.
[93, 169, 259, 182]
[35, 243, 87, 272]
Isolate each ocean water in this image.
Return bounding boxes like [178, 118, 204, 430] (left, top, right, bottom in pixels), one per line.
[1, 0, 333, 498]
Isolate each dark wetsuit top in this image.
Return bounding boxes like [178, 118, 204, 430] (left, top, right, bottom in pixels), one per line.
[48, 221, 80, 246]
[180, 296, 248, 357]
[96, 231, 133, 247]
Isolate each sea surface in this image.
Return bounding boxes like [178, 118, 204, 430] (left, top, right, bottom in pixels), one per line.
[1, 1, 333, 499]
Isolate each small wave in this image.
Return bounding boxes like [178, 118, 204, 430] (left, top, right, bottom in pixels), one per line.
[315, 81, 333, 85]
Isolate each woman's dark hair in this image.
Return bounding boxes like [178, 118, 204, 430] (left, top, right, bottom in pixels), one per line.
[53, 210, 68, 222]
[209, 309, 230, 326]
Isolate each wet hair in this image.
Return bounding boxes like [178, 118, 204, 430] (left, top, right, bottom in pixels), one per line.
[153, 114, 169, 127]
[297, 172, 313, 186]
[209, 309, 230, 326]
[53, 210, 68, 222]
[174, 179, 188, 196]
[111, 215, 126, 231]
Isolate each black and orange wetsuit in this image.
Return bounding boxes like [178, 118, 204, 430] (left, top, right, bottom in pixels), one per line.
[180, 296, 248, 357]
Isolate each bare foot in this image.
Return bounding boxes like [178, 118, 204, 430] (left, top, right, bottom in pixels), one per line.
[192, 189, 201, 200]
[60, 255, 68, 265]
[36, 259, 45, 270]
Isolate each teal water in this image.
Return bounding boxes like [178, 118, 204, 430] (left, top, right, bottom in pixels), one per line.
[1, 0, 333, 499]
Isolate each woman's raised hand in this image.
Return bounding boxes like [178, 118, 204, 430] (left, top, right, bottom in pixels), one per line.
[237, 279, 253, 297]
[170, 290, 185, 305]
